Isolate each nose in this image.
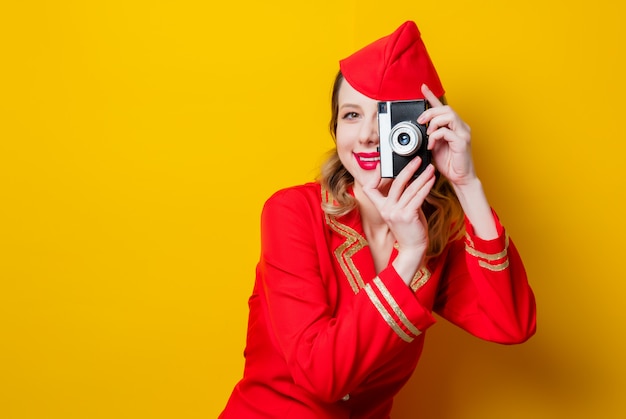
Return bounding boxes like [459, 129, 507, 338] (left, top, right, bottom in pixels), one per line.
[359, 114, 379, 145]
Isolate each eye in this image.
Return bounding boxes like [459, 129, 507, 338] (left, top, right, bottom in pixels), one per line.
[342, 111, 360, 120]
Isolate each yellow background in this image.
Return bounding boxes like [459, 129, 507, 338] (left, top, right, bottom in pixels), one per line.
[1, 1, 625, 418]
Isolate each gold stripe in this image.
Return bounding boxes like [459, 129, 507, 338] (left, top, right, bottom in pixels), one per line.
[373, 277, 421, 337]
[322, 183, 370, 293]
[363, 284, 413, 343]
[326, 215, 368, 293]
[465, 234, 510, 261]
[410, 266, 431, 292]
[465, 245, 507, 261]
[478, 259, 510, 272]
[327, 216, 359, 293]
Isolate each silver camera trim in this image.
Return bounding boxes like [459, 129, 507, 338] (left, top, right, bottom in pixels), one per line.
[378, 101, 394, 178]
[389, 122, 422, 156]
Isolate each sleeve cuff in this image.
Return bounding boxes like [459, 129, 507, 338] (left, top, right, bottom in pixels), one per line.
[464, 209, 510, 272]
[362, 265, 436, 343]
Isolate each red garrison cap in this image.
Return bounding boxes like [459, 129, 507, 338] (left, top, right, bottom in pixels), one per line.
[339, 21, 444, 101]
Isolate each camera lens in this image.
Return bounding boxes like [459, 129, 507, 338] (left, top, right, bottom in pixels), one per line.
[389, 122, 422, 156]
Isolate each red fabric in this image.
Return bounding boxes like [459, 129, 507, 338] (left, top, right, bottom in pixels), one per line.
[220, 183, 536, 418]
[339, 21, 444, 101]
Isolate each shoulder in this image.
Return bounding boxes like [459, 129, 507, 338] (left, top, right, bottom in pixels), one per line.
[264, 182, 322, 209]
[262, 182, 324, 221]
[260, 183, 328, 244]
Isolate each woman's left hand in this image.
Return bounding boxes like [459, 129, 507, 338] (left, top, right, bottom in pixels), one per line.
[417, 84, 477, 186]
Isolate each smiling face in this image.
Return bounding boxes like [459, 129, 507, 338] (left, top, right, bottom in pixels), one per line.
[335, 78, 380, 191]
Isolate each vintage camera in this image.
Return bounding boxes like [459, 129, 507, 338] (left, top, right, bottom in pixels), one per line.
[378, 100, 431, 178]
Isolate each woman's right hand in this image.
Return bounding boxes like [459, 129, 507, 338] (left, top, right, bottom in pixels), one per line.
[361, 157, 436, 284]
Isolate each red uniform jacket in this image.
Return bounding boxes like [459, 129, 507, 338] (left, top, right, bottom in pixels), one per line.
[220, 182, 536, 418]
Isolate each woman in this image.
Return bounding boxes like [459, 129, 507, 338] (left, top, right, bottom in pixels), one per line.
[220, 20, 536, 418]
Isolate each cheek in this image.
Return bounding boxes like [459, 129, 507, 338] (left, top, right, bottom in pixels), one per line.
[335, 124, 354, 151]
[335, 138, 351, 158]
[335, 144, 354, 172]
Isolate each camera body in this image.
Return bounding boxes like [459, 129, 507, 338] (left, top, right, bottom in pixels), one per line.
[378, 100, 431, 178]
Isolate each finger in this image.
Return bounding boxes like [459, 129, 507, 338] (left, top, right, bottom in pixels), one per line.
[426, 113, 455, 135]
[386, 157, 422, 202]
[404, 175, 436, 214]
[362, 172, 398, 210]
[377, 177, 393, 193]
[394, 175, 436, 224]
[417, 104, 452, 126]
[421, 84, 444, 107]
[396, 164, 435, 208]
[361, 170, 386, 207]
[427, 127, 469, 151]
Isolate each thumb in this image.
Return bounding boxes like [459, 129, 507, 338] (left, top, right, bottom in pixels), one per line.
[361, 174, 387, 209]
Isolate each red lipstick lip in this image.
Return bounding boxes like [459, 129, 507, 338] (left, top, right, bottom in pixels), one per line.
[356, 151, 380, 158]
[353, 152, 380, 170]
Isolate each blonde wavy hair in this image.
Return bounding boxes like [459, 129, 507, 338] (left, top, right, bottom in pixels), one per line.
[319, 71, 466, 258]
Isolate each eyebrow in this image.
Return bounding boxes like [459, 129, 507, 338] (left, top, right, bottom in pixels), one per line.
[339, 103, 361, 110]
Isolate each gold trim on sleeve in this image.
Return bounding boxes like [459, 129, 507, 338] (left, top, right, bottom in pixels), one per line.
[363, 283, 414, 343]
[465, 233, 511, 271]
[465, 245, 508, 261]
[373, 277, 421, 337]
[478, 259, 510, 272]
[465, 234, 510, 261]
[409, 266, 431, 292]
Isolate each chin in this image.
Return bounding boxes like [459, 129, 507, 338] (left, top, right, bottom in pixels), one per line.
[352, 170, 378, 188]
